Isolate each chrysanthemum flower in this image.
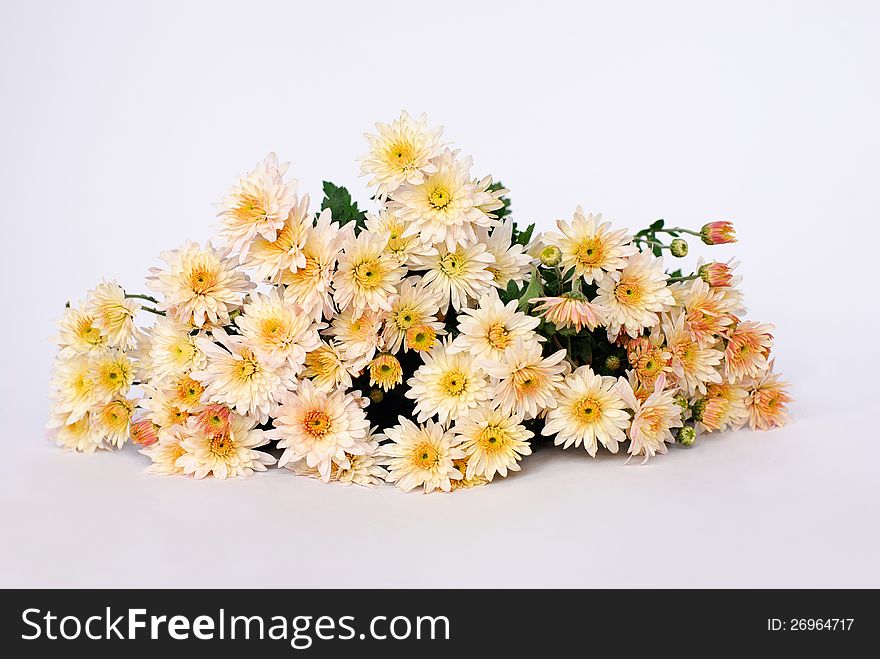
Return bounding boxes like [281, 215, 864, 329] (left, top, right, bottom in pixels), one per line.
[381, 277, 445, 354]
[700, 221, 736, 245]
[169, 373, 206, 412]
[449, 458, 489, 490]
[476, 220, 532, 290]
[449, 289, 541, 362]
[336, 450, 389, 487]
[627, 332, 673, 387]
[412, 242, 496, 312]
[177, 413, 276, 479]
[192, 328, 295, 423]
[380, 417, 464, 493]
[57, 305, 108, 358]
[406, 324, 439, 352]
[616, 373, 683, 463]
[139, 384, 191, 429]
[235, 289, 323, 371]
[216, 152, 298, 259]
[543, 207, 637, 284]
[333, 230, 405, 314]
[360, 111, 445, 196]
[47, 412, 102, 453]
[90, 397, 135, 448]
[245, 193, 311, 282]
[542, 366, 630, 455]
[193, 403, 233, 437]
[144, 317, 208, 384]
[532, 293, 607, 333]
[369, 353, 403, 391]
[723, 321, 774, 383]
[405, 340, 491, 424]
[140, 429, 187, 475]
[270, 379, 370, 482]
[86, 281, 140, 349]
[680, 278, 735, 347]
[89, 348, 134, 404]
[279, 209, 351, 322]
[50, 355, 97, 423]
[662, 311, 723, 396]
[325, 306, 383, 362]
[130, 418, 160, 446]
[698, 260, 736, 288]
[452, 406, 533, 481]
[480, 338, 568, 420]
[364, 208, 436, 265]
[745, 362, 791, 430]
[147, 241, 255, 328]
[595, 250, 674, 339]
[393, 149, 499, 250]
[694, 381, 749, 432]
[301, 340, 364, 392]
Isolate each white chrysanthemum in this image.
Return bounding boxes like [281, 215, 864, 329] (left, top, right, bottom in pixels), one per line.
[542, 366, 630, 455]
[192, 328, 294, 424]
[393, 149, 499, 250]
[411, 242, 496, 312]
[662, 311, 723, 396]
[245, 193, 311, 282]
[336, 432, 388, 487]
[616, 373, 683, 463]
[301, 340, 364, 392]
[216, 152, 298, 259]
[480, 338, 568, 420]
[381, 417, 464, 493]
[140, 427, 187, 475]
[543, 207, 637, 284]
[49, 355, 98, 423]
[364, 208, 436, 265]
[360, 110, 445, 196]
[333, 230, 405, 314]
[139, 384, 191, 429]
[452, 406, 533, 481]
[86, 280, 140, 349]
[47, 412, 103, 453]
[679, 278, 736, 348]
[89, 348, 134, 405]
[57, 305, 108, 358]
[476, 220, 532, 290]
[449, 289, 541, 362]
[270, 379, 370, 482]
[595, 250, 674, 339]
[147, 241, 255, 328]
[279, 209, 351, 322]
[405, 340, 490, 424]
[177, 413, 276, 479]
[235, 289, 323, 371]
[381, 277, 445, 354]
[90, 397, 136, 449]
[325, 307, 383, 362]
[145, 317, 208, 384]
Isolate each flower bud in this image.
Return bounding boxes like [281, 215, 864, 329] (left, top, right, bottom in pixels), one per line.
[698, 261, 734, 287]
[539, 245, 562, 267]
[604, 354, 621, 371]
[691, 398, 708, 422]
[130, 419, 160, 446]
[368, 388, 384, 404]
[700, 221, 736, 245]
[676, 426, 696, 446]
[669, 238, 689, 257]
[674, 394, 689, 412]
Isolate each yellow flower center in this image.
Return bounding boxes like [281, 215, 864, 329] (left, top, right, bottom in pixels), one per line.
[170, 407, 188, 424]
[354, 259, 383, 288]
[176, 376, 205, 406]
[173, 340, 196, 363]
[576, 238, 604, 266]
[487, 323, 510, 350]
[441, 370, 468, 396]
[188, 267, 217, 294]
[513, 367, 542, 394]
[477, 425, 508, 453]
[615, 280, 643, 305]
[407, 324, 437, 352]
[302, 409, 332, 438]
[208, 435, 236, 459]
[429, 187, 451, 210]
[439, 252, 464, 276]
[305, 348, 338, 377]
[387, 141, 415, 169]
[412, 442, 439, 469]
[236, 354, 258, 380]
[574, 397, 601, 423]
[76, 316, 105, 346]
[260, 317, 288, 341]
[233, 193, 267, 224]
[272, 222, 297, 252]
[394, 306, 418, 330]
[369, 354, 402, 390]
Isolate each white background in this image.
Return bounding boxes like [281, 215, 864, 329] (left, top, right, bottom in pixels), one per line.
[1, 0, 878, 587]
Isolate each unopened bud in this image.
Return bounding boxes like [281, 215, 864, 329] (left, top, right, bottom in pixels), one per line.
[676, 426, 696, 446]
[669, 238, 689, 257]
[698, 261, 734, 287]
[604, 355, 621, 371]
[674, 394, 689, 412]
[691, 398, 708, 422]
[700, 221, 736, 245]
[539, 245, 562, 267]
[368, 388, 384, 404]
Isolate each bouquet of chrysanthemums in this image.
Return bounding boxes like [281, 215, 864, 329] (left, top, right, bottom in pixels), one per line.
[47, 112, 791, 493]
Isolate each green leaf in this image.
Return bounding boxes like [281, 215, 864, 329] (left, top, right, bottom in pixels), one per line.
[499, 279, 523, 304]
[652, 244, 662, 257]
[649, 218, 665, 232]
[514, 222, 535, 246]
[320, 181, 367, 231]
[668, 269, 683, 278]
[518, 266, 544, 311]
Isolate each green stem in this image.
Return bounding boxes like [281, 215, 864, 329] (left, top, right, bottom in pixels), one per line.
[667, 274, 700, 283]
[141, 306, 166, 316]
[661, 227, 701, 237]
[634, 237, 670, 249]
[125, 292, 160, 304]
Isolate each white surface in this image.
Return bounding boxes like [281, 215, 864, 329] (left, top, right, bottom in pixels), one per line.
[1, 0, 878, 588]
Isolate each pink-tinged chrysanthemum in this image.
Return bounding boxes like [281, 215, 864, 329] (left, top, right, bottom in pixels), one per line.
[698, 260, 736, 288]
[245, 193, 311, 282]
[680, 278, 735, 347]
[86, 280, 140, 350]
[216, 152, 298, 260]
[333, 230, 406, 315]
[626, 331, 673, 388]
[661, 311, 723, 396]
[369, 353, 403, 391]
[130, 418, 160, 447]
[532, 293, 607, 333]
[543, 206, 637, 284]
[745, 362, 792, 431]
[90, 397, 136, 449]
[325, 306, 383, 363]
[595, 250, 674, 339]
[140, 428, 187, 475]
[176, 413, 276, 479]
[694, 381, 749, 432]
[616, 373, 683, 463]
[147, 241, 255, 328]
[193, 403, 233, 438]
[380, 416, 465, 494]
[724, 321, 774, 383]
[700, 221, 736, 245]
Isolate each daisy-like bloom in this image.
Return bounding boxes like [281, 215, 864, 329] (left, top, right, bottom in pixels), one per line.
[543, 207, 637, 284]
[542, 366, 630, 455]
[616, 373, 683, 463]
[169, 373, 207, 412]
[147, 241, 255, 328]
[333, 230, 405, 314]
[412, 242, 496, 312]
[724, 321, 774, 383]
[694, 381, 749, 432]
[245, 193, 310, 282]
[745, 362, 792, 430]
[369, 353, 403, 391]
[595, 250, 674, 339]
[139, 384, 191, 429]
[193, 403, 233, 437]
[301, 340, 364, 392]
[49, 356, 97, 423]
[216, 152, 298, 259]
[449, 289, 541, 362]
[47, 413, 102, 454]
[145, 316, 208, 384]
[336, 449, 389, 487]
[476, 220, 532, 290]
[452, 406, 533, 481]
[269, 379, 370, 482]
[90, 397, 135, 449]
[627, 331, 673, 387]
[480, 338, 568, 420]
[406, 324, 439, 352]
[360, 111, 445, 196]
[86, 281, 140, 349]
[235, 289, 323, 371]
[89, 348, 134, 404]
[177, 413, 276, 479]
[532, 293, 607, 333]
[192, 328, 294, 424]
[279, 209, 351, 322]
[57, 305, 108, 358]
[662, 311, 723, 396]
[700, 221, 736, 245]
[449, 458, 489, 490]
[325, 307, 383, 362]
[381, 277, 445, 354]
[393, 149, 499, 250]
[364, 208, 436, 266]
[381, 417, 464, 494]
[405, 340, 491, 424]
[679, 278, 735, 347]
[140, 428, 187, 475]
[130, 418, 160, 447]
